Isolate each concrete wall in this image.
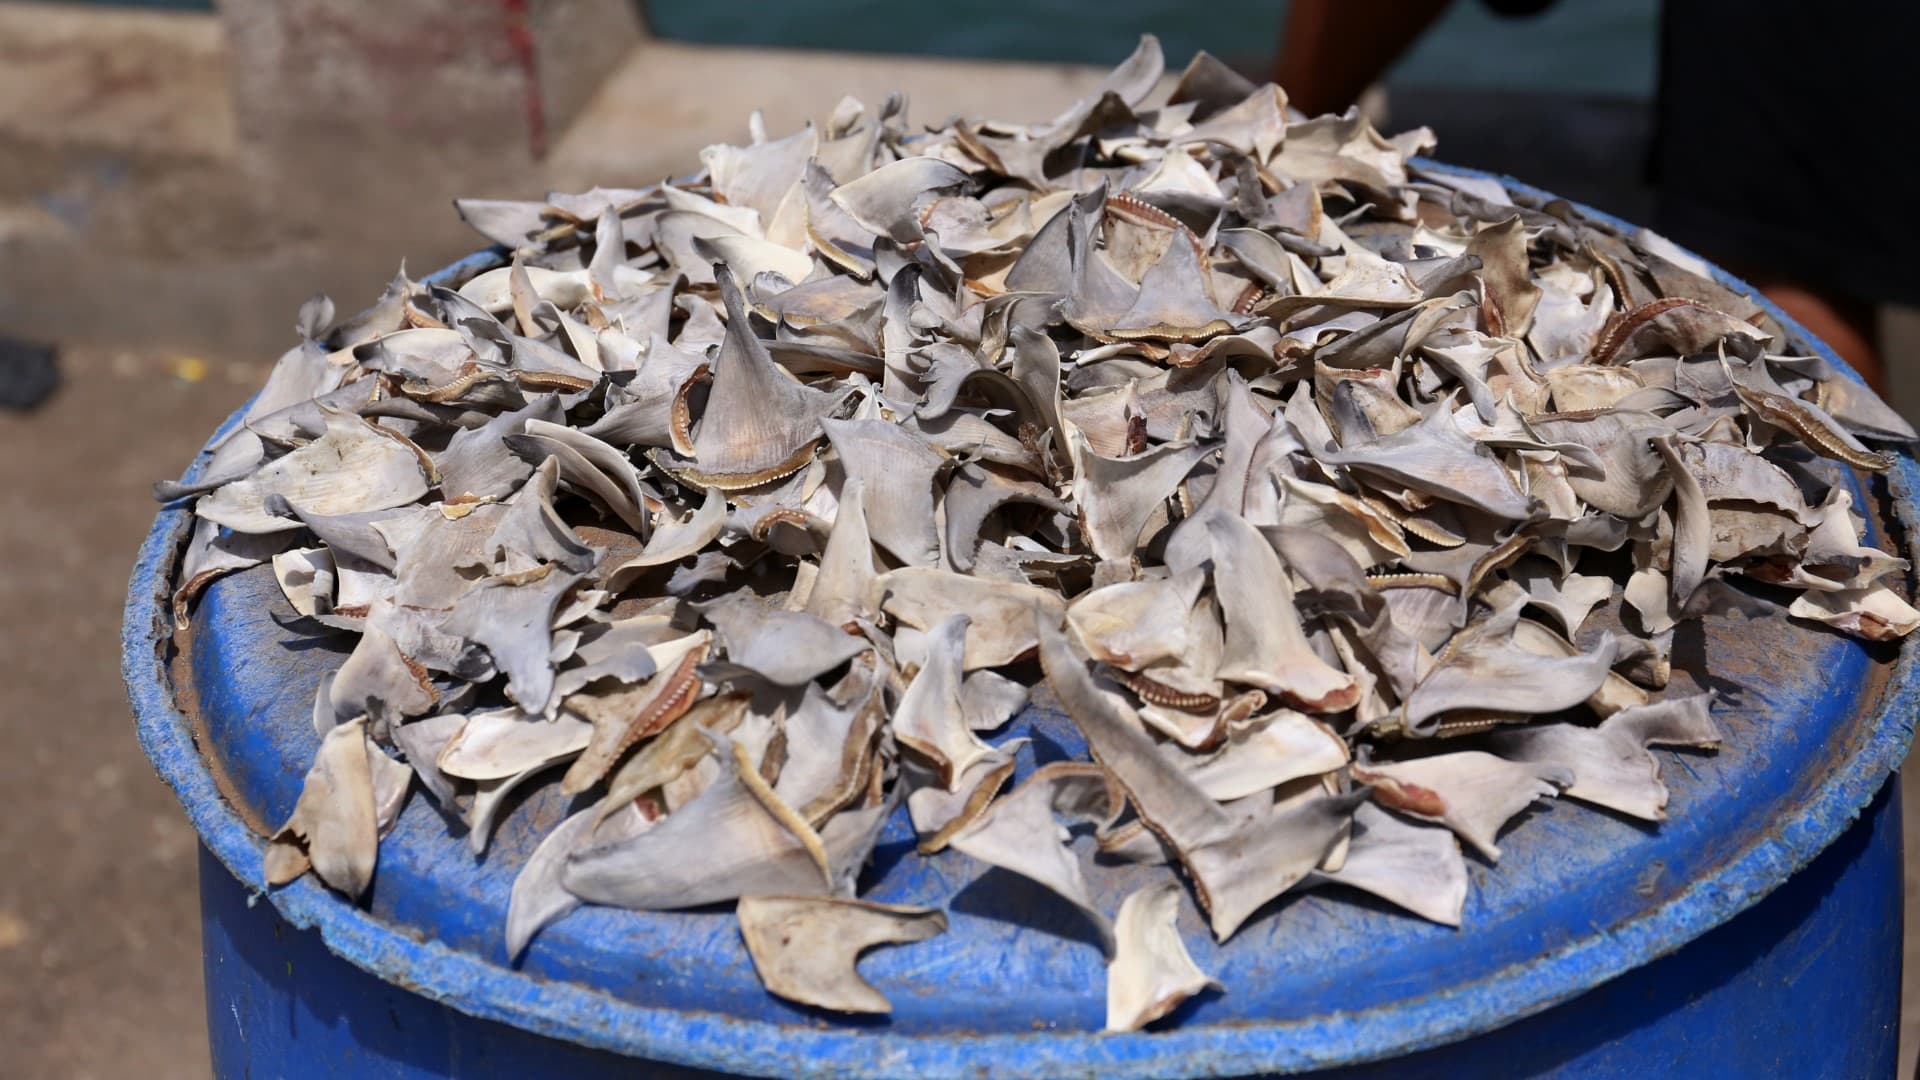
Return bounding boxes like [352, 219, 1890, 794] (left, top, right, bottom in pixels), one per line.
[0, 1, 1118, 360]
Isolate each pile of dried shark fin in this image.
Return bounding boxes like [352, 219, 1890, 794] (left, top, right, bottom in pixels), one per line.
[160, 37, 1919, 1032]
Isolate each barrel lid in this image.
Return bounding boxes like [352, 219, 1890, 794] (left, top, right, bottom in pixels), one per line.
[126, 172, 1920, 1078]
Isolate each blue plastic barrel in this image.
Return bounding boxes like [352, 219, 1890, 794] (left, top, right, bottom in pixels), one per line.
[126, 167, 1917, 1078]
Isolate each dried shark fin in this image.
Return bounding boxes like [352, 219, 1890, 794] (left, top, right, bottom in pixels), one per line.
[820, 417, 945, 566]
[829, 157, 971, 244]
[562, 732, 834, 909]
[438, 564, 584, 713]
[1465, 215, 1541, 338]
[1399, 601, 1620, 736]
[738, 896, 948, 1014]
[598, 693, 746, 824]
[1652, 435, 1709, 607]
[1109, 239, 1248, 342]
[1069, 427, 1211, 561]
[608, 485, 727, 586]
[1317, 404, 1534, 521]
[582, 334, 709, 450]
[270, 499, 403, 572]
[776, 665, 888, 826]
[1105, 881, 1220, 1032]
[961, 669, 1029, 732]
[197, 411, 432, 534]
[390, 712, 464, 809]
[491, 456, 601, 574]
[1173, 709, 1349, 801]
[1505, 558, 1614, 638]
[1207, 511, 1358, 712]
[805, 477, 883, 628]
[1039, 615, 1361, 939]
[1486, 692, 1720, 820]
[505, 804, 613, 960]
[511, 420, 654, 533]
[1789, 584, 1920, 642]
[173, 517, 289, 628]
[273, 546, 336, 617]
[698, 593, 869, 687]
[655, 267, 850, 490]
[1308, 801, 1468, 926]
[878, 566, 1065, 669]
[943, 463, 1069, 573]
[1352, 750, 1571, 861]
[949, 761, 1124, 954]
[328, 624, 437, 734]
[1168, 50, 1257, 120]
[562, 631, 712, 793]
[894, 615, 998, 788]
[265, 717, 383, 899]
[906, 741, 1025, 853]
[436, 708, 593, 782]
[1067, 569, 1205, 672]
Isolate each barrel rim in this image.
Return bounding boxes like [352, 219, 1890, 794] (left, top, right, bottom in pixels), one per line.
[124, 165, 1920, 1078]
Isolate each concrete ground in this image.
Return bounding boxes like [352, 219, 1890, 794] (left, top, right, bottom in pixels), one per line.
[2, 9, 1919, 1079]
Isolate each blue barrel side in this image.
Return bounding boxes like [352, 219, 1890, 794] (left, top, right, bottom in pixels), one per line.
[196, 777, 1903, 1078]
[199, 851, 721, 1079]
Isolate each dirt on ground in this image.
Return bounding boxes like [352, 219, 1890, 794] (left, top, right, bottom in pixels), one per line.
[0, 346, 254, 1079]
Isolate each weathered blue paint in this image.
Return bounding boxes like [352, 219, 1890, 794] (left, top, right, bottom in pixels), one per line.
[197, 847, 728, 1079]
[127, 168, 1918, 1077]
[194, 782, 1904, 1079]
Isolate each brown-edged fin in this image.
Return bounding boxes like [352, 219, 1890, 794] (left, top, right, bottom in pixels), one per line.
[738, 896, 947, 1014]
[1105, 881, 1220, 1032]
